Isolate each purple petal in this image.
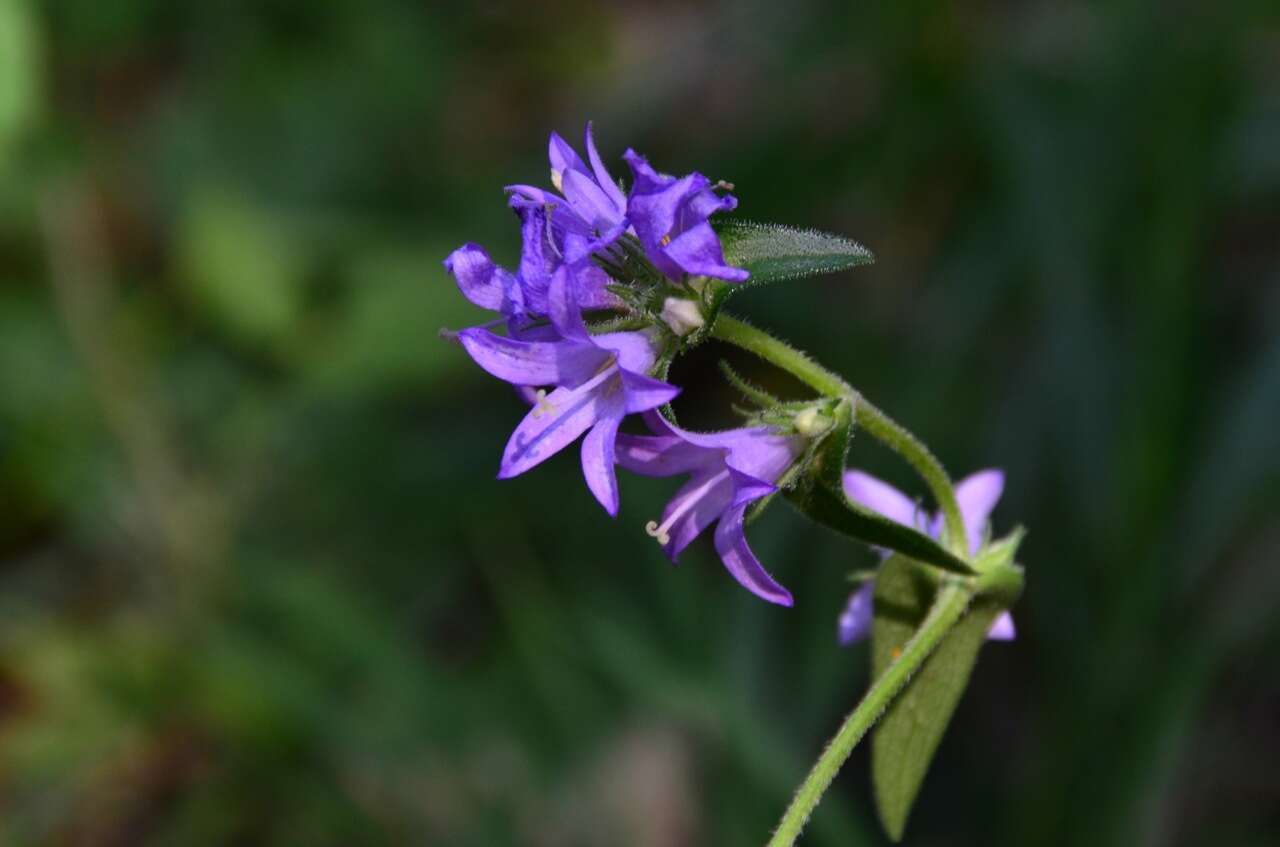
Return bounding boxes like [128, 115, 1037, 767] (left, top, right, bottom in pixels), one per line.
[513, 202, 554, 312]
[506, 319, 561, 342]
[562, 168, 625, 232]
[955, 469, 1005, 555]
[619, 370, 680, 413]
[594, 330, 660, 374]
[576, 263, 623, 310]
[548, 131, 588, 188]
[987, 611, 1016, 641]
[584, 122, 627, 213]
[457, 328, 603, 387]
[634, 413, 801, 485]
[722, 431, 805, 486]
[838, 582, 875, 645]
[726, 467, 776, 508]
[842, 471, 922, 529]
[621, 149, 744, 282]
[713, 504, 793, 607]
[664, 222, 749, 282]
[581, 399, 624, 516]
[654, 469, 736, 559]
[444, 244, 521, 313]
[688, 185, 738, 219]
[614, 433, 717, 478]
[498, 369, 614, 478]
[561, 222, 626, 264]
[547, 264, 590, 341]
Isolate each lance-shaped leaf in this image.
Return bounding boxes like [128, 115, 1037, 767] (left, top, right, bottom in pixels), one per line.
[782, 400, 976, 576]
[870, 556, 1005, 841]
[716, 220, 874, 285]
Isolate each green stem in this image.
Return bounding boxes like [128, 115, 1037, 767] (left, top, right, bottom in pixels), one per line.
[709, 314, 852, 398]
[853, 399, 967, 558]
[766, 582, 972, 847]
[710, 313, 967, 556]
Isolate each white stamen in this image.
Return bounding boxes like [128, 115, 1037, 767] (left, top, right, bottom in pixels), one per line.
[550, 169, 563, 193]
[645, 469, 730, 547]
[644, 520, 670, 546]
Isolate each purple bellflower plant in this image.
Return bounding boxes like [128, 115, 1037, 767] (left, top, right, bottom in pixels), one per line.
[615, 411, 805, 606]
[442, 123, 1027, 845]
[837, 469, 1017, 645]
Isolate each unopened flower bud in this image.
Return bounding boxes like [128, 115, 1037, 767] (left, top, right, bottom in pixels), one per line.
[794, 407, 832, 437]
[660, 297, 705, 337]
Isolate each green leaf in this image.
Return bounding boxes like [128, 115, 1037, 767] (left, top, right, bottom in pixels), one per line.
[870, 556, 1003, 841]
[716, 220, 874, 285]
[784, 480, 974, 576]
[782, 400, 976, 576]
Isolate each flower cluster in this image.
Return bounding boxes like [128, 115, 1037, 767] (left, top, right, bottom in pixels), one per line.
[445, 124, 803, 605]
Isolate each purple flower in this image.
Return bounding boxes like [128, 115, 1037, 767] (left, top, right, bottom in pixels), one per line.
[456, 263, 678, 515]
[615, 413, 805, 606]
[507, 123, 629, 262]
[622, 149, 749, 283]
[837, 469, 1016, 644]
[444, 204, 616, 333]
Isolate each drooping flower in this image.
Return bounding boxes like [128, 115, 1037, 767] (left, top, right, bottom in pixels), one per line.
[837, 469, 1016, 644]
[622, 149, 749, 283]
[615, 412, 805, 606]
[444, 203, 616, 335]
[456, 262, 678, 515]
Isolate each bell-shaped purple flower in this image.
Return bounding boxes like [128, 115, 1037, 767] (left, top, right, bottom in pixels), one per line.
[444, 204, 616, 335]
[837, 469, 1016, 644]
[507, 122, 629, 262]
[615, 413, 804, 606]
[455, 263, 678, 515]
[622, 149, 749, 283]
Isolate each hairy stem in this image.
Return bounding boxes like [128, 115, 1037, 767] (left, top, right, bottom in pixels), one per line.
[853, 399, 967, 557]
[711, 313, 967, 555]
[766, 582, 972, 847]
[709, 314, 852, 398]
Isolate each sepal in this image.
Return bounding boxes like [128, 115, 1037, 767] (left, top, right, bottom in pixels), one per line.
[782, 400, 977, 576]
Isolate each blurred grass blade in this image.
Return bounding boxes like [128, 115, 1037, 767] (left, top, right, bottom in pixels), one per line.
[870, 556, 1002, 841]
[715, 220, 873, 285]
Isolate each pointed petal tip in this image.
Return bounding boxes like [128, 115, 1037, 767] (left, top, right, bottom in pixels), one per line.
[987, 611, 1016, 641]
[770, 591, 795, 608]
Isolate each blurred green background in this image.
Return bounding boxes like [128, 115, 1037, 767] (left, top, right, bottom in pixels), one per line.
[2, 1, 1278, 844]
